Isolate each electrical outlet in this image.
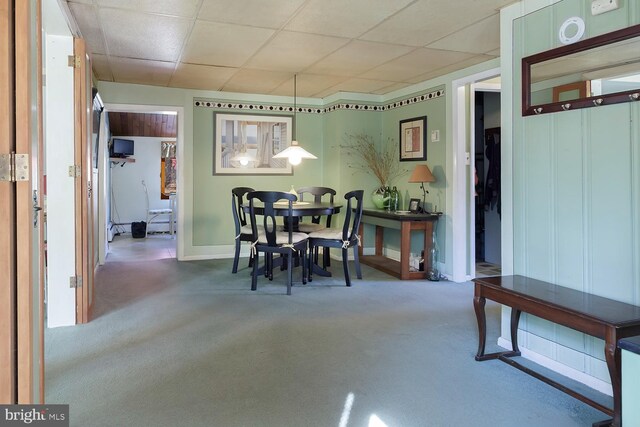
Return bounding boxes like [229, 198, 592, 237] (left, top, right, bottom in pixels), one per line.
[591, 0, 619, 16]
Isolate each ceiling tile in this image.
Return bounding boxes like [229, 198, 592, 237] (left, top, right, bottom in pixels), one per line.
[91, 54, 113, 81]
[170, 63, 237, 90]
[285, 0, 414, 38]
[221, 69, 291, 94]
[199, 0, 307, 28]
[426, 14, 500, 54]
[360, 0, 504, 46]
[371, 82, 411, 94]
[305, 40, 414, 77]
[100, 9, 190, 61]
[325, 78, 399, 94]
[68, 3, 107, 55]
[361, 48, 475, 81]
[182, 21, 275, 67]
[271, 74, 349, 97]
[96, 0, 200, 18]
[407, 54, 495, 83]
[246, 31, 349, 72]
[109, 57, 175, 86]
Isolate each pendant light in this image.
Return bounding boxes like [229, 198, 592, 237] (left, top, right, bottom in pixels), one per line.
[272, 74, 317, 165]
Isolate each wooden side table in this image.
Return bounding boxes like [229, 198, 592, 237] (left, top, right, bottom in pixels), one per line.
[357, 209, 441, 280]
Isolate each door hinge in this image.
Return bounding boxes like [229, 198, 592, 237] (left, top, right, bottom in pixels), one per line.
[69, 276, 83, 289]
[0, 153, 29, 182]
[68, 55, 81, 68]
[68, 165, 81, 177]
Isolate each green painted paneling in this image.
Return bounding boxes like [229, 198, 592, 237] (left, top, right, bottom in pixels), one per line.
[554, 112, 584, 287]
[510, 0, 640, 385]
[586, 105, 634, 301]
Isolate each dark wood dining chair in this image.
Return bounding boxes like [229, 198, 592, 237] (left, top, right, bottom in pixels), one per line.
[296, 186, 336, 233]
[307, 190, 364, 286]
[247, 191, 309, 295]
[231, 187, 255, 274]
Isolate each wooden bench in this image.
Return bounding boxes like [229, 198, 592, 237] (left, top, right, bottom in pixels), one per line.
[473, 275, 640, 427]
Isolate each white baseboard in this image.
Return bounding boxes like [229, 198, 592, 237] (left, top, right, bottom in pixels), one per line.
[497, 337, 613, 396]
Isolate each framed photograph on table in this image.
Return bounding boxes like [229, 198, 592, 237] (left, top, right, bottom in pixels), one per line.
[399, 116, 427, 161]
[409, 198, 421, 213]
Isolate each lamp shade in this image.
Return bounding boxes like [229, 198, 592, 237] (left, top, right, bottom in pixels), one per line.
[408, 164, 436, 183]
[272, 140, 318, 165]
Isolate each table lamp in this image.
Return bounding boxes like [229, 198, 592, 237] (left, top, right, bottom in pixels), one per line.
[408, 164, 435, 212]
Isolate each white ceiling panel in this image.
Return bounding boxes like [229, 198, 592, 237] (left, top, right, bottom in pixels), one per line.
[285, 0, 414, 39]
[109, 57, 175, 86]
[68, 3, 106, 55]
[361, 48, 476, 81]
[91, 54, 113, 81]
[361, 0, 501, 47]
[170, 64, 237, 91]
[426, 14, 500, 54]
[199, 0, 307, 28]
[221, 68, 292, 94]
[99, 8, 190, 61]
[246, 31, 349, 72]
[96, 0, 200, 18]
[182, 21, 275, 67]
[63, 0, 520, 97]
[306, 40, 414, 77]
[271, 74, 349, 97]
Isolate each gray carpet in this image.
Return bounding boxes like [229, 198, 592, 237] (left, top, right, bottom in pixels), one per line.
[45, 256, 608, 427]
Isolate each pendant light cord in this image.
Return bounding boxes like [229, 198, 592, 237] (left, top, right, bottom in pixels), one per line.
[293, 74, 297, 140]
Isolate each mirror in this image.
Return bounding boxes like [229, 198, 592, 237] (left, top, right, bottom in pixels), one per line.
[523, 23, 640, 116]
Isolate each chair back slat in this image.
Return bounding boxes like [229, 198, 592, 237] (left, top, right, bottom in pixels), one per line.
[231, 187, 254, 234]
[248, 191, 296, 246]
[297, 186, 336, 226]
[343, 190, 364, 241]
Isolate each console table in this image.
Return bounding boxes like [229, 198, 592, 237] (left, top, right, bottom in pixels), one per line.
[357, 209, 440, 280]
[473, 275, 640, 427]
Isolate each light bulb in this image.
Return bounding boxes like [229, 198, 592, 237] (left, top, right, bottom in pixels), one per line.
[239, 158, 249, 166]
[288, 155, 302, 165]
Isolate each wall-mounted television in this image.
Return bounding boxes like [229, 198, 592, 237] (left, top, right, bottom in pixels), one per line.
[110, 138, 134, 158]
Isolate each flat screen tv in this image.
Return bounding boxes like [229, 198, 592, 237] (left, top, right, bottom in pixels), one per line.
[110, 138, 134, 158]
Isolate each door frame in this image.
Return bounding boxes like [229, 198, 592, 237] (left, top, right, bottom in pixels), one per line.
[450, 67, 502, 282]
[102, 103, 185, 260]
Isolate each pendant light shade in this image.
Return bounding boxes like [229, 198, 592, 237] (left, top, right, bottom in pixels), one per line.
[273, 140, 317, 165]
[272, 74, 317, 165]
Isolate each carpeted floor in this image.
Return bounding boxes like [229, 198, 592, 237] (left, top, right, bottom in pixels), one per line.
[44, 238, 608, 426]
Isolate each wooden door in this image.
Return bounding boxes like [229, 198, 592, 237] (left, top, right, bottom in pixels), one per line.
[0, 0, 17, 403]
[73, 38, 94, 323]
[0, 0, 44, 403]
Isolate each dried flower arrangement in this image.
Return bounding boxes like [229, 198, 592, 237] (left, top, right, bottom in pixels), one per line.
[341, 133, 405, 190]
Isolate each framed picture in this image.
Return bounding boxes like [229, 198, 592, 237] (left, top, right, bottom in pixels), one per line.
[399, 116, 427, 161]
[409, 198, 421, 213]
[214, 113, 293, 175]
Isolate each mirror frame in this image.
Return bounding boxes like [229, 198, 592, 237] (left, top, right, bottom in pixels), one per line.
[522, 23, 640, 116]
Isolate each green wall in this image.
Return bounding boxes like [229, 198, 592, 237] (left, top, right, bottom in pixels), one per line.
[506, 0, 640, 387]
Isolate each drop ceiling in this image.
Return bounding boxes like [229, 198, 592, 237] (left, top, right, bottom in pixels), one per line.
[64, 0, 517, 98]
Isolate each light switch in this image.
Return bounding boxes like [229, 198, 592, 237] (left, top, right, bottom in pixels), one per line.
[431, 130, 440, 142]
[591, 0, 619, 15]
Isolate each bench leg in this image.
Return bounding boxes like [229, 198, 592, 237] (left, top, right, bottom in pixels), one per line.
[510, 308, 522, 354]
[474, 295, 487, 360]
[604, 328, 621, 427]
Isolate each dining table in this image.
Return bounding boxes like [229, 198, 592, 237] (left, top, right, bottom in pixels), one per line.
[242, 200, 342, 277]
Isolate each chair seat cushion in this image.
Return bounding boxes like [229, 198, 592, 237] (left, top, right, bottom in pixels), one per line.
[297, 223, 326, 233]
[308, 228, 344, 240]
[257, 231, 308, 245]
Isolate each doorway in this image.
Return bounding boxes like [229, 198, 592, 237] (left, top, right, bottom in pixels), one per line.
[474, 89, 501, 278]
[102, 104, 184, 263]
